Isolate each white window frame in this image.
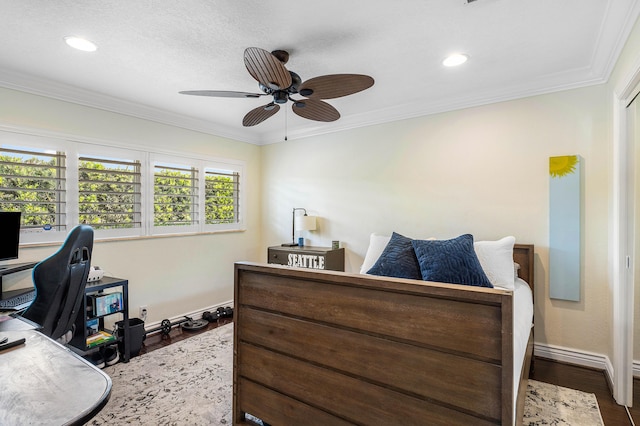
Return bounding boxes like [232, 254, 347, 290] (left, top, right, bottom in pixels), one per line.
[74, 143, 146, 240]
[149, 154, 200, 236]
[202, 163, 244, 232]
[0, 128, 246, 245]
[0, 132, 71, 244]
[149, 154, 245, 235]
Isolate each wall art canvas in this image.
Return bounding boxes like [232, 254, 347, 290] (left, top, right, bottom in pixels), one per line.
[549, 155, 582, 301]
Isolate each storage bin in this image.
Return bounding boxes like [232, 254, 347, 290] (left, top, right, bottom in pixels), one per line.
[115, 317, 145, 357]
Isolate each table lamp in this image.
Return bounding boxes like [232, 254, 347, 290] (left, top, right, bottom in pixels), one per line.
[282, 207, 316, 247]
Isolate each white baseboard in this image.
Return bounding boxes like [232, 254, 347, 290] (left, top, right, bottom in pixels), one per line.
[142, 299, 234, 334]
[534, 343, 614, 386]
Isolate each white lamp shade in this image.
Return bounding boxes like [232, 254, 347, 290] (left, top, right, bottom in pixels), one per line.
[295, 215, 316, 231]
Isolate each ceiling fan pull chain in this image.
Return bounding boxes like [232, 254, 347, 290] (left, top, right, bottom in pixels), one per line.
[284, 106, 288, 141]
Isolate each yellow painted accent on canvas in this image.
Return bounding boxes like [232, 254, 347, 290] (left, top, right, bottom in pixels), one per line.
[549, 155, 578, 178]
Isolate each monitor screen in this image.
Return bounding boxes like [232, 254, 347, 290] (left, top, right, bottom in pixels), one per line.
[0, 212, 21, 261]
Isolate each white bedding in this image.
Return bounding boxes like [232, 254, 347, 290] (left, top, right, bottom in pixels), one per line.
[512, 277, 534, 424]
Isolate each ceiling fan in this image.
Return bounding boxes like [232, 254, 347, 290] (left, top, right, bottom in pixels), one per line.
[179, 47, 374, 127]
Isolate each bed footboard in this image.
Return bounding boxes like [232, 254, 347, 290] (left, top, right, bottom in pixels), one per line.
[233, 262, 527, 425]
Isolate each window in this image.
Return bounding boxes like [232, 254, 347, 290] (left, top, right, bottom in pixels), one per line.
[205, 169, 239, 225]
[78, 156, 141, 230]
[0, 146, 66, 231]
[153, 164, 199, 227]
[0, 129, 245, 244]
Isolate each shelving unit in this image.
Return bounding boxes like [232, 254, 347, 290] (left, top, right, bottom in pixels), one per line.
[69, 276, 130, 363]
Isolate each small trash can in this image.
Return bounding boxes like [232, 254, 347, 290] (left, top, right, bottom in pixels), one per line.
[115, 317, 146, 358]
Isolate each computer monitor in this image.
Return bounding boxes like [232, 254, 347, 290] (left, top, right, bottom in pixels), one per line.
[0, 211, 21, 262]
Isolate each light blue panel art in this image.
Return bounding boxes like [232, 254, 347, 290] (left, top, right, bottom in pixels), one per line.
[549, 155, 582, 301]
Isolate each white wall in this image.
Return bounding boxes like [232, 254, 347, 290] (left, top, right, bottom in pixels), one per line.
[261, 84, 611, 357]
[0, 87, 263, 325]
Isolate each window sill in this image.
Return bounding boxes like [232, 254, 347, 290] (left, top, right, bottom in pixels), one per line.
[20, 228, 247, 248]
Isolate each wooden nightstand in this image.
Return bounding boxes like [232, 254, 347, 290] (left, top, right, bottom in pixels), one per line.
[267, 245, 345, 272]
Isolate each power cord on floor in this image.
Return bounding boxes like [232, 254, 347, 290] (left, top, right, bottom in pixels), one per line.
[626, 405, 636, 426]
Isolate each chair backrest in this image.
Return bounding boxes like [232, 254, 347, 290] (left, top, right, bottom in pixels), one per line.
[22, 225, 94, 340]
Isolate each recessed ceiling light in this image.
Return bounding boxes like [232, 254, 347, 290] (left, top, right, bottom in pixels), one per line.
[64, 36, 97, 52]
[443, 53, 469, 67]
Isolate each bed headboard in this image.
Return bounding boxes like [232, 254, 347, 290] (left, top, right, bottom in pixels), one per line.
[514, 243, 534, 292]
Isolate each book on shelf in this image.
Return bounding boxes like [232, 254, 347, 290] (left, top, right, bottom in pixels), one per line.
[86, 330, 115, 348]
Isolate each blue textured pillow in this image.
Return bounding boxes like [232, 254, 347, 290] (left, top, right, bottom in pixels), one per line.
[411, 234, 493, 288]
[367, 232, 422, 280]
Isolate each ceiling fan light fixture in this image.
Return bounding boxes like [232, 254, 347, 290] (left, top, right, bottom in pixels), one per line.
[273, 91, 288, 104]
[443, 53, 469, 67]
[64, 36, 97, 52]
[289, 71, 302, 92]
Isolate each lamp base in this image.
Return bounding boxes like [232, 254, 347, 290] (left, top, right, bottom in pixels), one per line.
[281, 242, 299, 247]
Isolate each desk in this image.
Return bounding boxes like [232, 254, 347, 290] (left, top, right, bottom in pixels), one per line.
[0, 321, 112, 425]
[0, 314, 40, 331]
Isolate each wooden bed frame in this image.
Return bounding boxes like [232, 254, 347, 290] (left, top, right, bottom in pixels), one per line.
[233, 244, 534, 425]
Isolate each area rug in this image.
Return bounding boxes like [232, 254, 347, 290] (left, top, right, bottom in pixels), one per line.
[89, 324, 234, 425]
[89, 323, 604, 425]
[523, 380, 604, 425]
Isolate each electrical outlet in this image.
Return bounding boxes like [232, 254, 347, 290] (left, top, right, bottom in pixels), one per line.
[139, 305, 148, 321]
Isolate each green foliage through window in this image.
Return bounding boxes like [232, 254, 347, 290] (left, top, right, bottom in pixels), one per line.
[0, 147, 66, 230]
[154, 165, 198, 226]
[1, 140, 241, 236]
[205, 170, 239, 224]
[79, 157, 141, 229]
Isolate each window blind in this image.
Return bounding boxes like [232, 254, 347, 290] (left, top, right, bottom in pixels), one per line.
[0, 147, 66, 231]
[205, 169, 239, 225]
[78, 156, 141, 229]
[154, 164, 199, 226]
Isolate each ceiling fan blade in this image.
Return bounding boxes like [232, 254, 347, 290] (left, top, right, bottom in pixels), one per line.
[298, 74, 374, 99]
[292, 99, 340, 122]
[244, 47, 292, 90]
[179, 90, 264, 98]
[243, 103, 281, 127]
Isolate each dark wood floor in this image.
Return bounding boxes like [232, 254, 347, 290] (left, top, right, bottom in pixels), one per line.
[138, 317, 233, 355]
[140, 320, 632, 425]
[531, 358, 631, 425]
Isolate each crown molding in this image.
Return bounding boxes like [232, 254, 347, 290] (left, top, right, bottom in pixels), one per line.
[0, 63, 609, 147]
[258, 65, 607, 144]
[0, 68, 262, 145]
[591, 0, 640, 80]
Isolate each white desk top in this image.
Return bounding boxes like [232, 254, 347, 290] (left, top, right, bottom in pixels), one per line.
[0, 325, 112, 425]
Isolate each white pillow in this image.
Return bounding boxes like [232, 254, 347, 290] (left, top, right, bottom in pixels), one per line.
[360, 233, 391, 274]
[474, 236, 516, 290]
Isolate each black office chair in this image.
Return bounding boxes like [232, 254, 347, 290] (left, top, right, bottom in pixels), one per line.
[22, 225, 94, 342]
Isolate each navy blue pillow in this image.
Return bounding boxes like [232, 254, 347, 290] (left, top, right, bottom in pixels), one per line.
[367, 232, 422, 280]
[411, 234, 493, 288]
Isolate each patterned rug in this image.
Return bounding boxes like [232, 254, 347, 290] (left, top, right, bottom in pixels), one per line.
[89, 323, 604, 425]
[524, 380, 604, 425]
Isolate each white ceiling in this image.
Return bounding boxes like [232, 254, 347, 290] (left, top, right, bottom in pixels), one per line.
[1, 0, 639, 145]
